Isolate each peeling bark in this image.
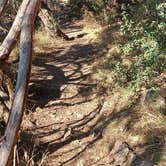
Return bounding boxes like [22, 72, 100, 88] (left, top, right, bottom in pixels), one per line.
[0, 0, 40, 165]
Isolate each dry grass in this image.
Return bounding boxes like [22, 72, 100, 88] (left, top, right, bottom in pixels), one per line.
[33, 28, 61, 53]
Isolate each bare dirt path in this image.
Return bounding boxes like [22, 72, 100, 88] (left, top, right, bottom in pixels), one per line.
[0, 2, 166, 165]
[21, 15, 166, 166]
[23, 19, 110, 166]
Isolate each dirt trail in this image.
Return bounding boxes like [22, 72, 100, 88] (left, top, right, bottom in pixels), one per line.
[24, 19, 109, 165]
[0, 2, 165, 165]
[21, 16, 166, 166]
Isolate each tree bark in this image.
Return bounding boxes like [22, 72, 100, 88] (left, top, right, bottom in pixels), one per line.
[0, 0, 40, 165]
[0, 0, 8, 16]
[0, 0, 31, 60]
[38, 8, 74, 40]
[0, 62, 14, 111]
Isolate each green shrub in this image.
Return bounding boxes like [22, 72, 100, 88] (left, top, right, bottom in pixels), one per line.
[86, 0, 113, 24]
[107, 0, 166, 91]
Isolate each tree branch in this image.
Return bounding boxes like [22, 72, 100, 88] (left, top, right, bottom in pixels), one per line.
[0, 0, 41, 165]
[0, 0, 31, 60]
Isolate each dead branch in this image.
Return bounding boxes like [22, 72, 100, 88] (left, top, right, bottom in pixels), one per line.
[0, 0, 41, 165]
[0, 0, 31, 60]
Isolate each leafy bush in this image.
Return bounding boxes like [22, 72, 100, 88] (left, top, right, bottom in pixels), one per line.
[85, 0, 113, 24]
[107, 0, 166, 90]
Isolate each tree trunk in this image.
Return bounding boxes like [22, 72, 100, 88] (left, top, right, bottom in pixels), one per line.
[0, 0, 8, 16]
[0, 0, 40, 165]
[38, 8, 74, 40]
[0, 0, 31, 60]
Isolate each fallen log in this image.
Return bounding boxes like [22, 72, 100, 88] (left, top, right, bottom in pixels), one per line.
[0, 0, 41, 165]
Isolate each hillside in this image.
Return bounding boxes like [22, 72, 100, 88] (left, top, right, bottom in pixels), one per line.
[0, 0, 165, 165]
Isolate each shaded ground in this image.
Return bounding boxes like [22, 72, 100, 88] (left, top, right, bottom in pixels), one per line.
[1, 4, 166, 165]
[19, 16, 166, 166]
[23, 18, 110, 165]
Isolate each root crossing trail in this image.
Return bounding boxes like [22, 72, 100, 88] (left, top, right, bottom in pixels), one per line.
[24, 19, 108, 165]
[19, 14, 165, 166]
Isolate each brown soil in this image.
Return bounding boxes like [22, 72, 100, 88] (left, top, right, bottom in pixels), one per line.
[1, 9, 166, 166]
[22, 19, 112, 166]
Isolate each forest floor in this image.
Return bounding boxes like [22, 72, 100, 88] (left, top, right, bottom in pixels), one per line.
[18, 14, 166, 166]
[0, 6, 166, 166]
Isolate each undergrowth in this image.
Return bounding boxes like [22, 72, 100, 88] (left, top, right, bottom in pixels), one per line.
[86, 0, 112, 24]
[93, 0, 166, 91]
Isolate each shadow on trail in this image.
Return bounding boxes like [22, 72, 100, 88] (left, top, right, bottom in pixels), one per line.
[28, 43, 97, 110]
[23, 24, 166, 165]
[19, 103, 103, 164]
[27, 25, 115, 110]
[131, 129, 166, 166]
[25, 95, 129, 163]
[21, 92, 165, 165]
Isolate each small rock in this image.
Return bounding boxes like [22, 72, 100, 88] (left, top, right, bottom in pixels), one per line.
[35, 107, 43, 112]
